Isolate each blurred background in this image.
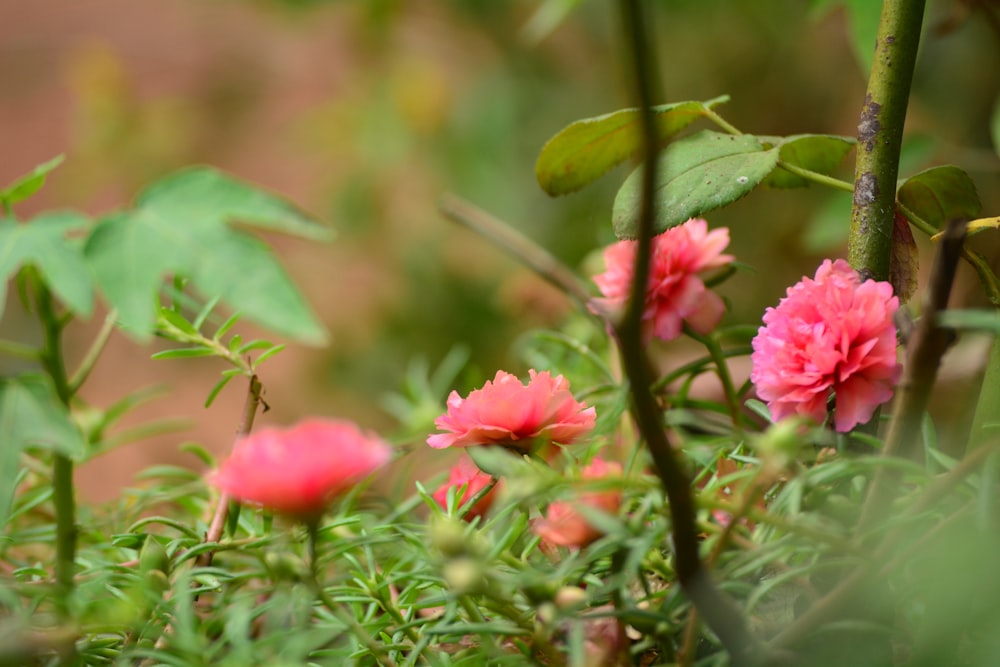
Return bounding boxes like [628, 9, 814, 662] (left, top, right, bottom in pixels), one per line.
[1, 0, 998, 502]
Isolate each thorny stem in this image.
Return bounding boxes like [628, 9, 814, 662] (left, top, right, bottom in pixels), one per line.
[848, 0, 927, 281]
[616, 1, 762, 665]
[197, 374, 263, 568]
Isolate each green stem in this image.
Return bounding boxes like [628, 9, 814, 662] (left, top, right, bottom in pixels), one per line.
[684, 325, 743, 432]
[68, 309, 117, 394]
[0, 338, 42, 360]
[848, 0, 927, 281]
[36, 286, 76, 622]
[898, 201, 1000, 305]
[775, 161, 854, 193]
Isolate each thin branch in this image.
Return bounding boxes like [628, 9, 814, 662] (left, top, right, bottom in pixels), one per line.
[68, 309, 118, 394]
[615, 0, 762, 664]
[197, 374, 263, 568]
[438, 193, 595, 311]
[858, 217, 966, 533]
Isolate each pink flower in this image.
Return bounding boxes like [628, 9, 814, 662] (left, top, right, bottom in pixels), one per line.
[751, 259, 901, 432]
[427, 370, 596, 453]
[534, 459, 623, 549]
[211, 418, 393, 517]
[592, 218, 733, 342]
[431, 455, 499, 520]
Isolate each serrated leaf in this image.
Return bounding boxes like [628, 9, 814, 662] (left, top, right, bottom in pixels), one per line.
[897, 165, 982, 230]
[0, 375, 87, 530]
[83, 167, 330, 344]
[0, 211, 94, 317]
[760, 134, 855, 188]
[0, 155, 66, 206]
[612, 131, 779, 239]
[536, 96, 730, 196]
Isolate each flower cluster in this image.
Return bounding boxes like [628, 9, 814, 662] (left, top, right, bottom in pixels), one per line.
[592, 218, 733, 342]
[751, 259, 900, 432]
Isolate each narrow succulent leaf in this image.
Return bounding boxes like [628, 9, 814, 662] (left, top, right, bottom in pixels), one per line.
[536, 96, 730, 196]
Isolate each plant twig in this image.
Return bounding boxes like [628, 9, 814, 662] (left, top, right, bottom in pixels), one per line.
[615, 1, 762, 664]
[68, 308, 118, 394]
[197, 374, 263, 568]
[848, 0, 927, 281]
[438, 193, 595, 313]
[858, 217, 966, 533]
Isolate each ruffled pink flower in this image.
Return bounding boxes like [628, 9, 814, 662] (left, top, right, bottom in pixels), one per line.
[431, 454, 499, 520]
[427, 370, 596, 452]
[592, 218, 733, 342]
[751, 259, 901, 432]
[534, 459, 623, 549]
[211, 418, 393, 517]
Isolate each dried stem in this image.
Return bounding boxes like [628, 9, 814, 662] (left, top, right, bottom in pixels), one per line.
[197, 373, 263, 568]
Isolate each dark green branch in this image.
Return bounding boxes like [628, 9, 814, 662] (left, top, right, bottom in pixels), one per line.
[848, 0, 927, 281]
[615, 1, 761, 664]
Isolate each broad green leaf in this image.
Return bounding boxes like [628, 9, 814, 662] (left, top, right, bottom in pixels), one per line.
[0, 375, 87, 531]
[760, 134, 855, 188]
[536, 96, 730, 196]
[612, 131, 780, 239]
[0, 155, 65, 206]
[84, 167, 331, 344]
[0, 211, 94, 317]
[897, 165, 982, 230]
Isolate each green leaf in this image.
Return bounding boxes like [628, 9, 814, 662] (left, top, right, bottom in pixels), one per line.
[991, 95, 1000, 159]
[760, 134, 855, 188]
[536, 96, 730, 196]
[150, 348, 216, 360]
[0, 155, 66, 206]
[0, 375, 87, 530]
[897, 165, 982, 231]
[83, 167, 331, 344]
[612, 131, 780, 239]
[0, 211, 94, 317]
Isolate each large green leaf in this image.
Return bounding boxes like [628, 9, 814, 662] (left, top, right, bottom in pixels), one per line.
[536, 96, 729, 196]
[84, 167, 332, 345]
[0, 211, 94, 317]
[0, 375, 87, 532]
[612, 131, 779, 239]
[760, 134, 855, 188]
[0, 155, 65, 207]
[897, 165, 982, 230]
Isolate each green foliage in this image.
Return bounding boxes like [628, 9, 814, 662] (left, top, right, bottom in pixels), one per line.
[612, 131, 780, 238]
[760, 134, 855, 188]
[0, 211, 94, 318]
[0, 154, 65, 208]
[0, 376, 86, 529]
[535, 96, 729, 196]
[897, 165, 982, 230]
[84, 167, 332, 344]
